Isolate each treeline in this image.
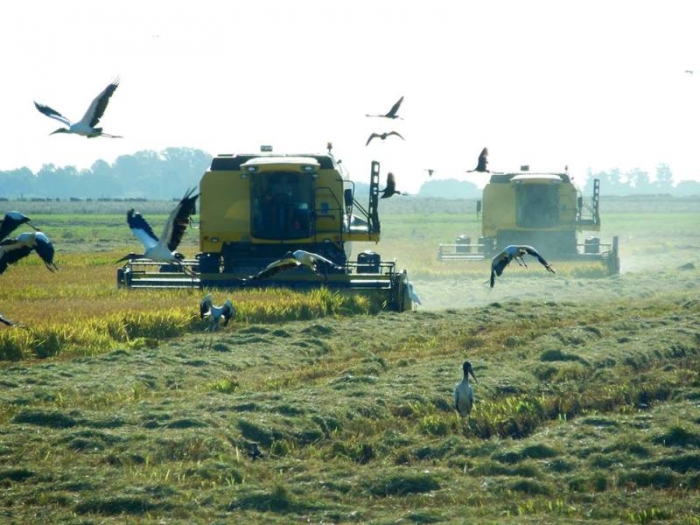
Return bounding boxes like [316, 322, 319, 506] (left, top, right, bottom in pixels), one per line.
[583, 164, 700, 196]
[0, 148, 212, 200]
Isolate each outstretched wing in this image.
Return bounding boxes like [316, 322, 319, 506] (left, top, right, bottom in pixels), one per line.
[305, 251, 344, 272]
[163, 188, 199, 252]
[0, 212, 31, 241]
[366, 133, 380, 146]
[81, 78, 120, 128]
[34, 102, 71, 126]
[490, 251, 513, 287]
[250, 258, 300, 280]
[0, 239, 33, 274]
[386, 96, 404, 118]
[31, 232, 58, 271]
[522, 245, 555, 273]
[476, 147, 489, 171]
[387, 131, 405, 140]
[127, 209, 159, 250]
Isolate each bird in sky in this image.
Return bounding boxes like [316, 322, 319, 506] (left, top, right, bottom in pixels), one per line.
[489, 245, 556, 288]
[0, 231, 58, 274]
[117, 187, 199, 266]
[455, 360, 478, 417]
[685, 70, 694, 75]
[34, 78, 122, 138]
[366, 131, 405, 146]
[0, 211, 37, 241]
[200, 294, 235, 332]
[425, 169, 434, 177]
[380, 172, 402, 199]
[366, 96, 404, 119]
[249, 249, 344, 280]
[467, 147, 489, 173]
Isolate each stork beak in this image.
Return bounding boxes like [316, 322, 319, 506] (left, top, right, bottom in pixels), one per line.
[116, 253, 138, 263]
[470, 370, 478, 384]
[50, 128, 64, 135]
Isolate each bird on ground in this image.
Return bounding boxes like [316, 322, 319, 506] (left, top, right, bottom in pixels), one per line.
[117, 188, 199, 268]
[200, 294, 235, 332]
[380, 172, 402, 199]
[248, 443, 264, 460]
[407, 281, 422, 306]
[467, 147, 489, 173]
[0, 231, 58, 274]
[425, 169, 434, 177]
[249, 249, 344, 280]
[366, 131, 405, 146]
[489, 245, 556, 288]
[366, 96, 404, 119]
[0, 211, 38, 241]
[34, 78, 122, 138]
[455, 360, 478, 417]
[1, 313, 20, 327]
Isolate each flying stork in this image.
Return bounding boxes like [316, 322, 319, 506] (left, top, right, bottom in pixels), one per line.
[1, 211, 37, 241]
[0, 231, 58, 274]
[489, 245, 556, 288]
[200, 294, 235, 332]
[117, 188, 199, 268]
[467, 147, 489, 173]
[380, 172, 403, 199]
[366, 131, 405, 146]
[248, 249, 344, 281]
[366, 96, 404, 119]
[455, 360, 478, 417]
[34, 78, 122, 138]
[425, 169, 434, 177]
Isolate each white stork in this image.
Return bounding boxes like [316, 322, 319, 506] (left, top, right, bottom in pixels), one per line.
[1, 211, 37, 241]
[34, 78, 122, 138]
[366, 96, 404, 119]
[249, 249, 344, 281]
[117, 188, 199, 267]
[0, 231, 58, 274]
[407, 281, 422, 306]
[200, 294, 235, 332]
[489, 244, 556, 288]
[455, 360, 478, 417]
[366, 131, 405, 146]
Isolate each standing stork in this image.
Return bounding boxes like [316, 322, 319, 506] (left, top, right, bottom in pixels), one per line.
[366, 96, 404, 119]
[366, 131, 405, 146]
[117, 188, 199, 269]
[455, 360, 478, 417]
[1, 212, 38, 241]
[200, 294, 235, 331]
[0, 231, 58, 274]
[34, 78, 122, 138]
[248, 249, 344, 281]
[489, 245, 556, 288]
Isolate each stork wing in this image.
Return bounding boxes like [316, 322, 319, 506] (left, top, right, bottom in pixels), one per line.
[80, 78, 120, 128]
[32, 232, 58, 271]
[477, 148, 489, 170]
[162, 188, 199, 252]
[34, 102, 71, 126]
[303, 250, 343, 270]
[126, 209, 159, 250]
[251, 258, 300, 280]
[0, 240, 34, 274]
[0, 212, 30, 241]
[200, 296, 212, 319]
[0, 313, 17, 327]
[522, 246, 555, 272]
[490, 252, 512, 286]
[386, 96, 404, 117]
[366, 133, 380, 146]
[222, 301, 235, 326]
[388, 131, 405, 140]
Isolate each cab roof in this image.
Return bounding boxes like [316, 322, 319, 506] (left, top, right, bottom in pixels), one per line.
[210, 153, 336, 171]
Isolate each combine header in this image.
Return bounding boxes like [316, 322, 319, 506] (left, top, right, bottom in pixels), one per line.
[438, 166, 619, 274]
[118, 145, 415, 311]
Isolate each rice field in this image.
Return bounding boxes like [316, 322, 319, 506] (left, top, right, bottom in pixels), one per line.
[1, 198, 699, 523]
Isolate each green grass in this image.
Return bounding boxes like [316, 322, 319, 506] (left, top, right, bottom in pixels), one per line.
[1, 198, 699, 523]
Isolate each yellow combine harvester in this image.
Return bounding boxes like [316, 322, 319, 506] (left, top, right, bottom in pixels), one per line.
[438, 166, 620, 274]
[118, 145, 415, 311]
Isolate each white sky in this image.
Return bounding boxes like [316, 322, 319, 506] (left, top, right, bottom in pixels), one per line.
[1, 0, 699, 193]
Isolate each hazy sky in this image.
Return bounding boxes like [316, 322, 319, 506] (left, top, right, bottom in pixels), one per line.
[2, 0, 698, 193]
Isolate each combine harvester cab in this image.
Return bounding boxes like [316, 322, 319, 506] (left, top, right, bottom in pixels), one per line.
[438, 166, 620, 274]
[118, 145, 415, 311]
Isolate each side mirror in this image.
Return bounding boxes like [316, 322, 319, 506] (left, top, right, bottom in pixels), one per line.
[476, 200, 482, 213]
[344, 189, 353, 208]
